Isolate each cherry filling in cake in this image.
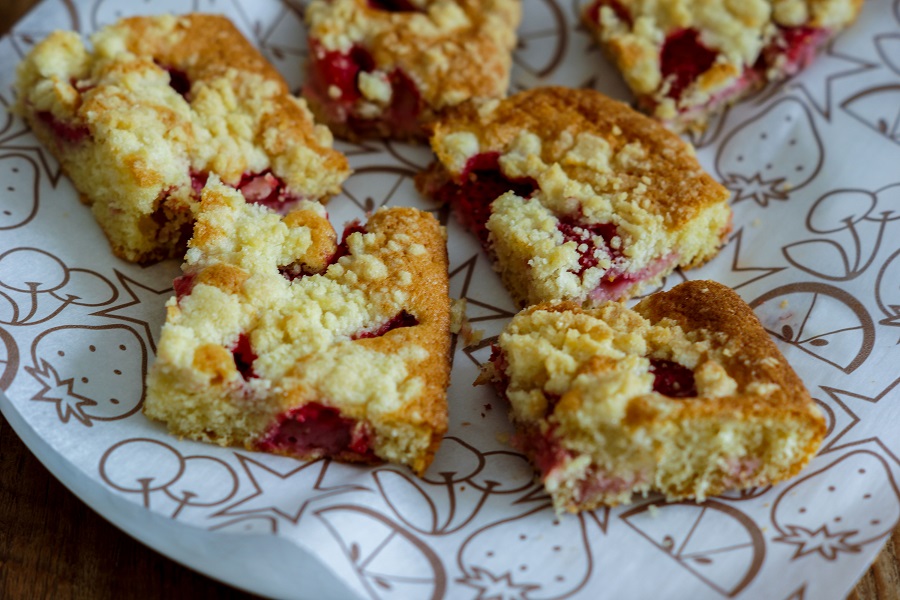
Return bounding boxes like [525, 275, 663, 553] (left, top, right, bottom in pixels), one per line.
[584, 0, 632, 27]
[659, 29, 718, 101]
[431, 152, 538, 241]
[352, 310, 419, 339]
[187, 170, 299, 211]
[556, 217, 620, 276]
[154, 62, 191, 99]
[367, 0, 422, 11]
[763, 25, 830, 76]
[36, 111, 90, 144]
[173, 273, 195, 302]
[257, 402, 378, 460]
[649, 358, 697, 398]
[305, 40, 423, 135]
[231, 333, 258, 380]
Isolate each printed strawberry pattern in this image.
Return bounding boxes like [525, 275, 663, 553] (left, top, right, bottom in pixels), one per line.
[1, 0, 900, 597]
[773, 450, 900, 560]
[715, 98, 823, 206]
[25, 324, 147, 425]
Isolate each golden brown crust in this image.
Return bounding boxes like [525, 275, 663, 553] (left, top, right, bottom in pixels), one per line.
[430, 87, 726, 229]
[581, 0, 865, 129]
[14, 14, 351, 263]
[488, 280, 825, 510]
[144, 180, 450, 476]
[304, 0, 521, 140]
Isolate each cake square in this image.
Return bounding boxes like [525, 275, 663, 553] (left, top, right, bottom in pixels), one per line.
[15, 14, 351, 264]
[581, 0, 864, 131]
[144, 178, 451, 476]
[303, 0, 521, 141]
[481, 280, 826, 511]
[416, 87, 732, 307]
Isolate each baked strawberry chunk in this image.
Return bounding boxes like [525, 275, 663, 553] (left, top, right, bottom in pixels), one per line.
[659, 29, 718, 101]
[483, 282, 826, 510]
[36, 111, 90, 144]
[367, 0, 421, 12]
[649, 358, 697, 398]
[352, 310, 419, 340]
[257, 402, 378, 461]
[427, 152, 537, 242]
[231, 333, 258, 380]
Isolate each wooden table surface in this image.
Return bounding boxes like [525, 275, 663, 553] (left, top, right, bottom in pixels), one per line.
[1, 1, 899, 598]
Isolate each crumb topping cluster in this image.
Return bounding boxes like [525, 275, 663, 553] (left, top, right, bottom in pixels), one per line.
[583, 0, 863, 125]
[147, 179, 450, 472]
[305, 0, 520, 110]
[15, 14, 350, 262]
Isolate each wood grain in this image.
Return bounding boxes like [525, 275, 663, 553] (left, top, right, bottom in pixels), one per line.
[0, 1, 897, 599]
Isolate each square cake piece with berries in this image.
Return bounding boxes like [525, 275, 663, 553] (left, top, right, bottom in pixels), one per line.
[481, 280, 826, 511]
[143, 178, 450, 475]
[15, 14, 351, 264]
[581, 0, 864, 131]
[417, 87, 731, 307]
[303, 0, 521, 141]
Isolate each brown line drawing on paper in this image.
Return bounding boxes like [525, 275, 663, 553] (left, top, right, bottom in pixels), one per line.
[0, 327, 19, 391]
[457, 504, 594, 600]
[25, 323, 147, 425]
[317, 505, 447, 600]
[91, 269, 173, 354]
[875, 248, 900, 338]
[716, 97, 824, 206]
[99, 437, 240, 518]
[749, 283, 875, 374]
[784, 584, 807, 600]
[100, 438, 184, 508]
[874, 34, 900, 76]
[819, 378, 900, 465]
[783, 184, 900, 281]
[213, 455, 367, 525]
[372, 437, 538, 536]
[621, 500, 765, 597]
[841, 85, 900, 145]
[384, 139, 435, 171]
[0, 153, 39, 230]
[341, 165, 447, 219]
[0, 124, 65, 187]
[772, 449, 900, 560]
[513, 0, 568, 80]
[0, 248, 119, 326]
[788, 41, 878, 120]
[717, 485, 773, 502]
[718, 228, 786, 290]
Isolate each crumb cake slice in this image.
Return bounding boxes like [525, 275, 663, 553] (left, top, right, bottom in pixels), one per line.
[417, 87, 731, 307]
[15, 14, 351, 264]
[303, 0, 520, 141]
[582, 0, 864, 131]
[144, 178, 450, 475]
[481, 280, 825, 511]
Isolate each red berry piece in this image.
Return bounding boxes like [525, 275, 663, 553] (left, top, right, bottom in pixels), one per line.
[230, 333, 258, 380]
[660, 29, 718, 100]
[258, 402, 377, 459]
[173, 273, 195, 302]
[649, 358, 697, 398]
[433, 152, 538, 243]
[556, 217, 620, 276]
[37, 111, 90, 144]
[585, 0, 632, 27]
[352, 310, 419, 339]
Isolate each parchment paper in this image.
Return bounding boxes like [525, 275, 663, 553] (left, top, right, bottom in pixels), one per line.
[2, 1, 900, 598]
